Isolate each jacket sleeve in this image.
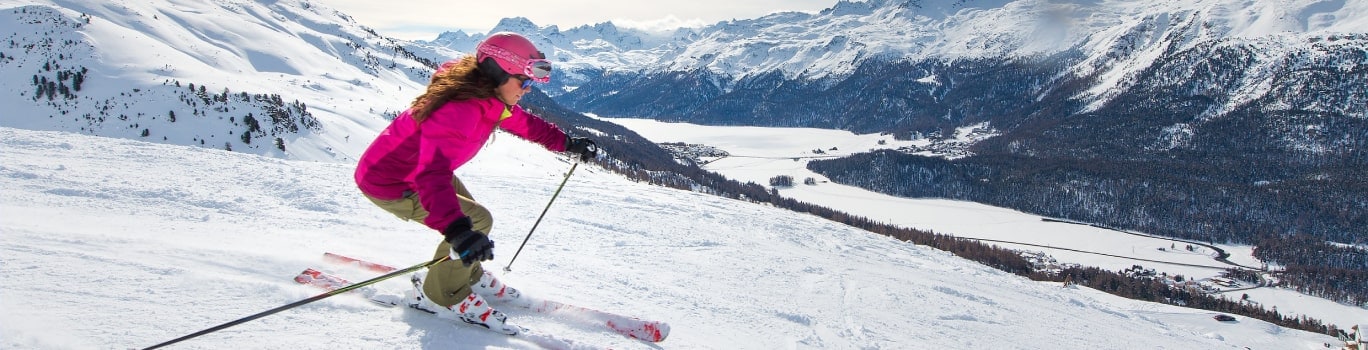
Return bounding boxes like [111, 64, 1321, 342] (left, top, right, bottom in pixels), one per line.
[413, 107, 480, 232]
[500, 105, 568, 152]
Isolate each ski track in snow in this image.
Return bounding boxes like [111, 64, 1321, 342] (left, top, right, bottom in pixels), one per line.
[0, 127, 1343, 349]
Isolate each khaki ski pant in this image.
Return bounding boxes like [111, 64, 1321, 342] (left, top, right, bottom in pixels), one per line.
[364, 176, 493, 307]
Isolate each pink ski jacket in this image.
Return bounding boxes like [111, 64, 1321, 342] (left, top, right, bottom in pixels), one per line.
[355, 97, 568, 232]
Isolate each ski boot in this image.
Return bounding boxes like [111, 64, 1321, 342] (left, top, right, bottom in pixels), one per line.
[451, 292, 521, 335]
[405, 271, 522, 335]
[473, 270, 526, 306]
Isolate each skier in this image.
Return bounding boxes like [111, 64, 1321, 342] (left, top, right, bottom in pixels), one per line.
[354, 31, 596, 335]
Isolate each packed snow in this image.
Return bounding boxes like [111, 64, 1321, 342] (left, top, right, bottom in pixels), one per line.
[0, 126, 1345, 349]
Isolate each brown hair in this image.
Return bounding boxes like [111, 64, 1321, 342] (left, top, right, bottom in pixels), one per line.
[410, 56, 500, 123]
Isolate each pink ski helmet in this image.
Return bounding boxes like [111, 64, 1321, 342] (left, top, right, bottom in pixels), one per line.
[475, 32, 551, 83]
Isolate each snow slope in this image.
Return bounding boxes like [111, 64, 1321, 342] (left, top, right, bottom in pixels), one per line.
[0, 126, 1341, 349]
[601, 116, 1368, 332]
[0, 0, 451, 162]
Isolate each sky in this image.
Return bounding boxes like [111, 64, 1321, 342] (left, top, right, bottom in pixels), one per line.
[0, 126, 1349, 349]
[318, 0, 840, 40]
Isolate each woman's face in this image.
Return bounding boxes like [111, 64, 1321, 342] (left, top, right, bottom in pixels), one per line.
[496, 75, 530, 105]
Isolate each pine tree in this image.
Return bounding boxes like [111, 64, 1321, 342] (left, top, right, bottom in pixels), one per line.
[769, 175, 794, 187]
[72, 70, 83, 91]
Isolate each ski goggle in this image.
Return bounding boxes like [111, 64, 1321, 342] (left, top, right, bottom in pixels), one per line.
[515, 75, 534, 89]
[525, 59, 552, 83]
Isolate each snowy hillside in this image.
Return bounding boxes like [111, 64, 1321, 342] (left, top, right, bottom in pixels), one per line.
[601, 116, 1368, 332]
[0, 126, 1343, 349]
[0, 0, 453, 162]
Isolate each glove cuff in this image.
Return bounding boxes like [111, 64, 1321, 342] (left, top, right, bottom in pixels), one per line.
[443, 216, 474, 237]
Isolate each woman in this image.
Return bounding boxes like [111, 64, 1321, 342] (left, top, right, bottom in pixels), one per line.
[354, 32, 596, 335]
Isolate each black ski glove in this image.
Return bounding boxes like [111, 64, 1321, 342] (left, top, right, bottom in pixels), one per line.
[443, 216, 494, 266]
[565, 137, 598, 162]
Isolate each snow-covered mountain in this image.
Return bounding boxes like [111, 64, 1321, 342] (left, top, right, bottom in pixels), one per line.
[0, 126, 1346, 349]
[424, 16, 688, 91]
[0, 0, 455, 162]
[432, 0, 1367, 98]
[428, 17, 680, 64]
[455, 0, 1367, 135]
[436, 0, 1367, 252]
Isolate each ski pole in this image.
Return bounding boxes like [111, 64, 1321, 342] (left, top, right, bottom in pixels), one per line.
[504, 161, 578, 272]
[143, 256, 449, 350]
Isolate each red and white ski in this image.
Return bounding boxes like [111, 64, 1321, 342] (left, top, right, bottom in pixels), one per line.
[291, 266, 603, 350]
[322, 252, 397, 273]
[310, 252, 669, 342]
[293, 267, 361, 292]
[514, 296, 669, 343]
